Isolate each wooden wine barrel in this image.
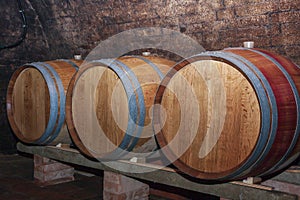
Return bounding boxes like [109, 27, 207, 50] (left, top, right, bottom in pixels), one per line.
[66, 56, 175, 159]
[153, 48, 300, 182]
[257, 49, 300, 178]
[6, 59, 82, 145]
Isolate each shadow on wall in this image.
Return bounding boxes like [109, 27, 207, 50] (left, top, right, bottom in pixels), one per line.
[0, 0, 75, 153]
[0, 0, 76, 65]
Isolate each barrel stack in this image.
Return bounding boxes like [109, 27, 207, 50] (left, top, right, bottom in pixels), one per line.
[6, 48, 300, 183]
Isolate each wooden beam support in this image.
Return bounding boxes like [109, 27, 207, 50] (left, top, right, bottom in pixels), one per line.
[17, 143, 299, 200]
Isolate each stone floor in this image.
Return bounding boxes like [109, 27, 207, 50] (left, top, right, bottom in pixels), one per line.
[0, 153, 102, 200]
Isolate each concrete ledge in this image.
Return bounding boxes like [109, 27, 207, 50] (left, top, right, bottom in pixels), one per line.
[17, 143, 299, 200]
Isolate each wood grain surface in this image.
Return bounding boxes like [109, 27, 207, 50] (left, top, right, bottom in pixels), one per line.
[154, 48, 300, 181]
[157, 60, 260, 178]
[6, 60, 82, 144]
[12, 68, 50, 140]
[66, 56, 175, 159]
[225, 48, 300, 178]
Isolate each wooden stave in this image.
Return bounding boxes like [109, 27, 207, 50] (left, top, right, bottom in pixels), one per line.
[256, 49, 300, 176]
[66, 59, 143, 159]
[37, 60, 82, 144]
[224, 48, 299, 179]
[216, 50, 278, 180]
[65, 56, 174, 159]
[202, 49, 297, 180]
[65, 63, 92, 157]
[7, 64, 58, 144]
[95, 58, 143, 157]
[154, 49, 300, 181]
[35, 59, 82, 144]
[232, 48, 300, 177]
[6, 60, 81, 145]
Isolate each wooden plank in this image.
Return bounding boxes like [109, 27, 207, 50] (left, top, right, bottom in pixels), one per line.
[231, 181, 273, 191]
[262, 179, 300, 197]
[16, 143, 298, 200]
